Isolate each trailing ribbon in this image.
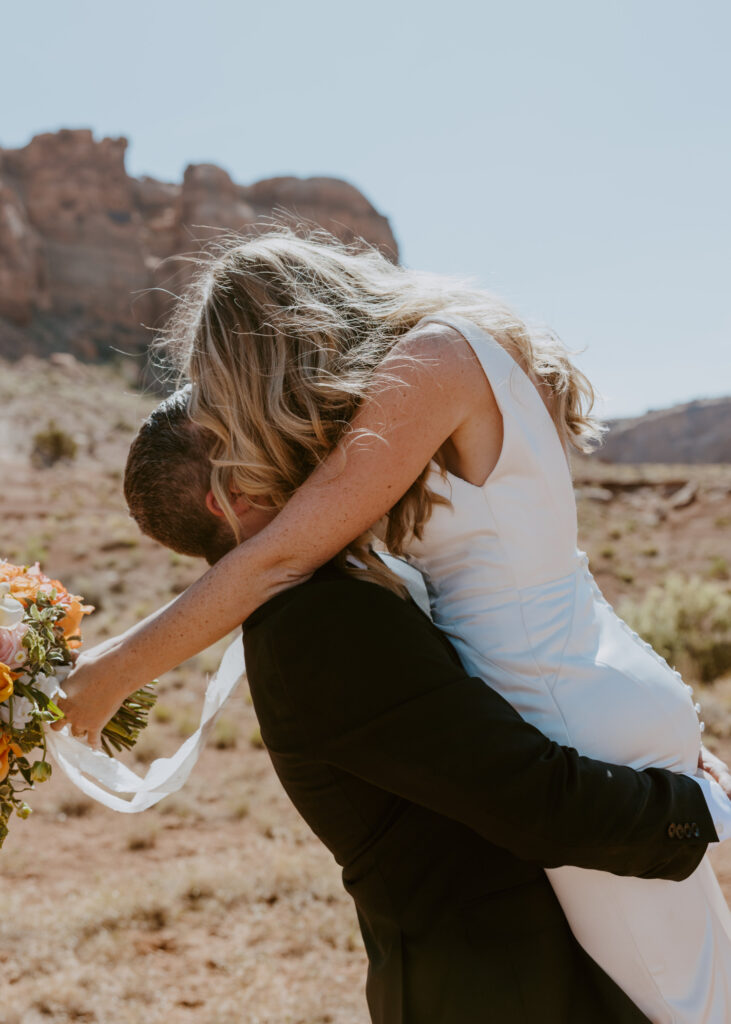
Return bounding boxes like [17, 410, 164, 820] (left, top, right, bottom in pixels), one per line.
[46, 637, 246, 812]
[45, 554, 430, 813]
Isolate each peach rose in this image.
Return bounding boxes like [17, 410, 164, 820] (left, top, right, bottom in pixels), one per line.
[0, 562, 23, 583]
[9, 575, 42, 605]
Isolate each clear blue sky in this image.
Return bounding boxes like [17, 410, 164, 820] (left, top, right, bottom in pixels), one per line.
[2, 0, 729, 417]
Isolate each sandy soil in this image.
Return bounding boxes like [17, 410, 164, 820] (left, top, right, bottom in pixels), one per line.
[0, 358, 729, 1023]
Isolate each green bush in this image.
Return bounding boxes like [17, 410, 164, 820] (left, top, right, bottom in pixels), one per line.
[618, 575, 731, 683]
[31, 421, 77, 468]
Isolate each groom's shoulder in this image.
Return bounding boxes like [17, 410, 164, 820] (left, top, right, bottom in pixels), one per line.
[243, 565, 464, 731]
[245, 564, 414, 638]
[245, 560, 464, 685]
[243, 564, 447, 679]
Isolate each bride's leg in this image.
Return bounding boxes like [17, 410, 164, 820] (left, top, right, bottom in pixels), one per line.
[546, 857, 731, 1024]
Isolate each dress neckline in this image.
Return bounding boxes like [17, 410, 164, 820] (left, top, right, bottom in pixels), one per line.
[416, 311, 570, 493]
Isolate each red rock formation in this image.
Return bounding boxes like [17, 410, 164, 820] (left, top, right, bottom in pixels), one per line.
[0, 129, 398, 361]
[597, 397, 731, 464]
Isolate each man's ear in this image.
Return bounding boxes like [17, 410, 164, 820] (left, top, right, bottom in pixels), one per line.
[205, 490, 226, 518]
[205, 490, 253, 518]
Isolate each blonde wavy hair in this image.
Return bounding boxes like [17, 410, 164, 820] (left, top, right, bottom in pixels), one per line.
[160, 225, 604, 592]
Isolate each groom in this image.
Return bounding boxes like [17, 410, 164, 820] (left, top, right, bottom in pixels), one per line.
[123, 391, 726, 1024]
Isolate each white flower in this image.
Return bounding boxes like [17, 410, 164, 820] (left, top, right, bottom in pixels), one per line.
[0, 668, 69, 728]
[0, 693, 34, 729]
[0, 582, 24, 628]
[29, 669, 67, 701]
[43, 665, 71, 699]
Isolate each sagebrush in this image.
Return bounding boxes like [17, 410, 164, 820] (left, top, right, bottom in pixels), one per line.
[619, 574, 731, 682]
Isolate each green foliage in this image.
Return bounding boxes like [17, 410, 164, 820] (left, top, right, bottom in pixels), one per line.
[618, 575, 731, 683]
[30, 421, 77, 468]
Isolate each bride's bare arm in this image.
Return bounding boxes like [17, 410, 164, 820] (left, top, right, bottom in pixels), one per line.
[54, 329, 490, 742]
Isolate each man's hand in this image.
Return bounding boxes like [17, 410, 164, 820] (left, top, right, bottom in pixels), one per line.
[50, 647, 130, 750]
[699, 745, 731, 799]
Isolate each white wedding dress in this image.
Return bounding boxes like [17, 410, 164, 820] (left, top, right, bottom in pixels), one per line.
[399, 312, 731, 1023]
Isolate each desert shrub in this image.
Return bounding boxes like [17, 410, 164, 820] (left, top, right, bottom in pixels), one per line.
[707, 556, 729, 581]
[127, 825, 158, 851]
[249, 726, 265, 749]
[618, 575, 731, 682]
[153, 702, 174, 724]
[213, 715, 239, 749]
[30, 421, 77, 467]
[20, 535, 48, 565]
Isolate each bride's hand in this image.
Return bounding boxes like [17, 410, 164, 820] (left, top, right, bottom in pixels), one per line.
[50, 646, 131, 750]
[698, 745, 731, 799]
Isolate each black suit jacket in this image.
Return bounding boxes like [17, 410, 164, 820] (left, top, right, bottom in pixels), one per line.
[242, 566, 717, 1024]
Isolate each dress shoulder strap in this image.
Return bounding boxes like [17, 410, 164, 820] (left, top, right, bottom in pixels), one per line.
[414, 311, 516, 389]
[413, 310, 573, 482]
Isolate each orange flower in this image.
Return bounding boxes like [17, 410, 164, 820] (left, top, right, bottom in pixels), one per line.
[9, 576, 42, 605]
[57, 599, 92, 648]
[0, 732, 23, 782]
[0, 562, 92, 646]
[0, 662, 13, 703]
[0, 562, 23, 582]
[47, 579, 71, 603]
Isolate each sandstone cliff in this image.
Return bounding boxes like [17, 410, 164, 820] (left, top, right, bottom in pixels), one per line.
[0, 129, 398, 361]
[598, 396, 731, 464]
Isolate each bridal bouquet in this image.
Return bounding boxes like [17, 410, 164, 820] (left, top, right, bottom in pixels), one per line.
[0, 560, 156, 847]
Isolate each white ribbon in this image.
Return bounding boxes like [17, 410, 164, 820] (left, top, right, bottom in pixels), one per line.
[45, 637, 246, 813]
[378, 553, 432, 619]
[44, 554, 430, 813]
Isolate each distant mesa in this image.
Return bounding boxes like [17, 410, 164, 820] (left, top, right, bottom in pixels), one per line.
[0, 128, 398, 362]
[597, 397, 731, 464]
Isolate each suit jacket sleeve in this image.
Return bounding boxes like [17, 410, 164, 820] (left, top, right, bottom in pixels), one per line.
[254, 576, 717, 881]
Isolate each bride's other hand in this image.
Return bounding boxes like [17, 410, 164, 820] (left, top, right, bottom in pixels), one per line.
[50, 646, 130, 750]
[699, 745, 731, 799]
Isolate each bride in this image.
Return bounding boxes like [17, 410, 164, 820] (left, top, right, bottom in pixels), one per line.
[56, 227, 731, 1021]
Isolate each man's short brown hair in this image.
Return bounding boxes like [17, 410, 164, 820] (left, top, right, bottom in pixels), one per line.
[124, 389, 235, 564]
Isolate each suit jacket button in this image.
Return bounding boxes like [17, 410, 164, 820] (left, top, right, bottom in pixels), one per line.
[668, 823, 676, 838]
[692, 823, 701, 838]
[684, 823, 693, 839]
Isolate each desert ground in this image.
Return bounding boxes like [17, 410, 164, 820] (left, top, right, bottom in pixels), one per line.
[0, 356, 729, 1024]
